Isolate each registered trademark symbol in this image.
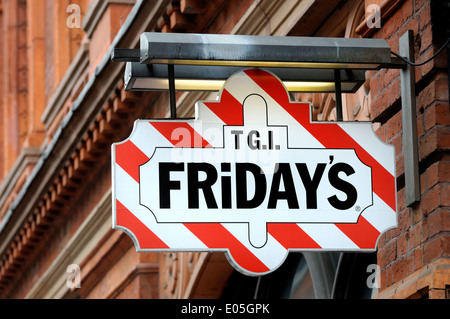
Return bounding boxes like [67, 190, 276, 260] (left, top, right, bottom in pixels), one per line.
[355, 206, 361, 212]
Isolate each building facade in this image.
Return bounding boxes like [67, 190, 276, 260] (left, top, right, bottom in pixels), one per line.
[0, 0, 448, 299]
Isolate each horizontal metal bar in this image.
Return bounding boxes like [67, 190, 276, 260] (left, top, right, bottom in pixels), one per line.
[111, 48, 140, 62]
[124, 62, 366, 93]
[379, 56, 408, 69]
[139, 32, 392, 68]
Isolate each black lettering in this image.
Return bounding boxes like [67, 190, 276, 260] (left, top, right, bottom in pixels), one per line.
[296, 163, 326, 209]
[268, 163, 299, 209]
[187, 163, 218, 209]
[231, 130, 244, 149]
[327, 163, 357, 210]
[221, 163, 232, 209]
[159, 162, 184, 209]
[268, 130, 273, 150]
[236, 163, 266, 208]
[248, 130, 260, 150]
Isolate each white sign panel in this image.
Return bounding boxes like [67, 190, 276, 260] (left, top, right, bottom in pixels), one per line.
[112, 69, 397, 275]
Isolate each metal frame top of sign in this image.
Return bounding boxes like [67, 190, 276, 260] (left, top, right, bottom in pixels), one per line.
[123, 62, 366, 93]
[138, 33, 393, 69]
[112, 32, 406, 120]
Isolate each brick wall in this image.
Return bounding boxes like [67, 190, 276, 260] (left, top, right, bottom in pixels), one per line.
[369, 0, 449, 297]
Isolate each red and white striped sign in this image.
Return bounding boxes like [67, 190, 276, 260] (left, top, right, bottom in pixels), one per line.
[112, 69, 397, 276]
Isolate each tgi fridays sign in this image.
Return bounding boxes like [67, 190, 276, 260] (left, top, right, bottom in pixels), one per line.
[112, 69, 397, 276]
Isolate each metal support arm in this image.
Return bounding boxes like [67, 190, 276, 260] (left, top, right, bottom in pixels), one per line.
[400, 30, 420, 206]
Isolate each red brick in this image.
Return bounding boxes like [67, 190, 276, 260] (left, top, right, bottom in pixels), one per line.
[418, 80, 436, 110]
[429, 289, 447, 299]
[396, 154, 404, 179]
[386, 265, 394, 287]
[437, 125, 450, 149]
[420, 169, 427, 195]
[419, 126, 450, 161]
[421, 185, 439, 216]
[400, 207, 411, 233]
[425, 161, 439, 189]
[412, 246, 423, 271]
[383, 68, 400, 87]
[428, 208, 450, 237]
[379, 267, 388, 289]
[423, 103, 438, 131]
[383, 8, 403, 39]
[389, 78, 401, 105]
[419, 126, 436, 160]
[401, 0, 413, 22]
[377, 232, 387, 248]
[389, 131, 402, 155]
[170, 10, 195, 30]
[397, 187, 406, 213]
[391, 258, 403, 283]
[441, 183, 450, 207]
[435, 103, 450, 125]
[411, 201, 422, 225]
[423, 161, 450, 191]
[423, 236, 444, 263]
[392, 253, 413, 283]
[416, 112, 425, 138]
[375, 123, 387, 142]
[405, 18, 419, 38]
[436, 161, 450, 183]
[433, 46, 448, 69]
[436, 78, 449, 102]
[391, 208, 411, 238]
[414, 0, 427, 11]
[419, 24, 433, 55]
[370, 89, 389, 120]
[386, 110, 402, 140]
[418, 4, 431, 31]
[421, 218, 430, 242]
[369, 71, 382, 99]
[444, 235, 450, 258]
[387, 33, 399, 55]
[408, 222, 422, 250]
[379, 239, 397, 268]
[397, 232, 408, 256]
[416, 48, 435, 81]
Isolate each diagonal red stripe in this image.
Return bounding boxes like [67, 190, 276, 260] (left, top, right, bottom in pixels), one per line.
[268, 223, 321, 249]
[150, 122, 212, 148]
[204, 88, 244, 125]
[184, 223, 270, 273]
[335, 216, 381, 249]
[116, 199, 169, 249]
[302, 119, 396, 211]
[244, 69, 396, 212]
[115, 140, 150, 183]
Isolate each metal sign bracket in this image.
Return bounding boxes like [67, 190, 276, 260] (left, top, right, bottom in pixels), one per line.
[399, 30, 420, 206]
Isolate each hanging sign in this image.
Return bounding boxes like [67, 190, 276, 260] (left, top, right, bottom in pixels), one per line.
[112, 69, 397, 276]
